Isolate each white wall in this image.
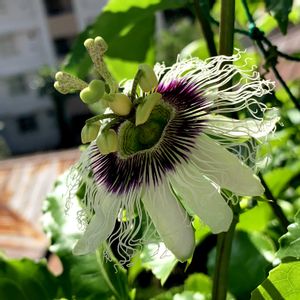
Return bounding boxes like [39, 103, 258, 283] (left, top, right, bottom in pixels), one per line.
[0, 0, 57, 154]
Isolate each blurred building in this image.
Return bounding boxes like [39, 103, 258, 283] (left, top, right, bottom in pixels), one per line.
[0, 0, 107, 155]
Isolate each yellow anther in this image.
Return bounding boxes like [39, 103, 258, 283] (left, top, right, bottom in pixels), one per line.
[80, 80, 105, 104]
[54, 71, 88, 94]
[138, 64, 158, 92]
[96, 129, 118, 155]
[104, 93, 132, 116]
[81, 122, 100, 144]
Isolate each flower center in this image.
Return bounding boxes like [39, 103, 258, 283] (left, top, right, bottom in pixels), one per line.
[118, 102, 174, 157]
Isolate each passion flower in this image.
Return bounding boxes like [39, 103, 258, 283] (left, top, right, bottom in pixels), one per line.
[55, 37, 278, 264]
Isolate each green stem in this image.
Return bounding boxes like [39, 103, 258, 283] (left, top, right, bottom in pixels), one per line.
[193, 0, 218, 56]
[219, 0, 235, 56]
[270, 64, 300, 110]
[131, 69, 143, 101]
[210, 14, 300, 62]
[212, 1, 236, 299]
[212, 205, 239, 300]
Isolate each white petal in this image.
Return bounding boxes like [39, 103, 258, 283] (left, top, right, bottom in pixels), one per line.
[73, 196, 120, 255]
[205, 110, 279, 139]
[142, 183, 195, 262]
[169, 166, 233, 234]
[192, 134, 264, 196]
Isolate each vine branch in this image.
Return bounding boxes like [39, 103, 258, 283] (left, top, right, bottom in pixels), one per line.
[193, 0, 218, 56]
[258, 173, 290, 232]
[212, 1, 237, 299]
[241, 0, 300, 110]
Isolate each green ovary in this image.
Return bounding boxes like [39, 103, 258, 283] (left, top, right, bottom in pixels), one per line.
[119, 103, 173, 157]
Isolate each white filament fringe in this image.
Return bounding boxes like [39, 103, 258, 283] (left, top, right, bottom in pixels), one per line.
[66, 145, 160, 266]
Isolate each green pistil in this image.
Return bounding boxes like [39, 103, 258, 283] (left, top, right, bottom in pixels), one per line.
[137, 121, 162, 146]
[118, 102, 174, 157]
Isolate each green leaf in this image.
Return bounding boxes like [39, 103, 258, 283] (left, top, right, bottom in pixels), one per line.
[237, 202, 273, 233]
[104, 41, 155, 82]
[42, 173, 82, 255]
[208, 231, 275, 299]
[96, 246, 132, 300]
[264, 161, 300, 197]
[0, 256, 58, 300]
[63, 0, 188, 78]
[277, 210, 300, 260]
[184, 273, 212, 295]
[58, 253, 112, 300]
[287, 108, 300, 125]
[165, 273, 234, 300]
[151, 287, 183, 300]
[264, 0, 293, 34]
[0, 279, 27, 300]
[251, 261, 300, 299]
[180, 39, 210, 60]
[173, 291, 209, 300]
[140, 243, 178, 285]
[193, 216, 211, 244]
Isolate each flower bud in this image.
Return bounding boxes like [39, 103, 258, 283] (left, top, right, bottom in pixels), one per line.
[138, 64, 158, 92]
[80, 80, 105, 104]
[81, 123, 100, 144]
[96, 129, 118, 155]
[104, 93, 132, 116]
[136, 93, 162, 126]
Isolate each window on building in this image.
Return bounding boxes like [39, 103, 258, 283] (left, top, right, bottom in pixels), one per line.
[6, 75, 28, 96]
[43, 0, 72, 15]
[53, 38, 73, 56]
[17, 115, 38, 133]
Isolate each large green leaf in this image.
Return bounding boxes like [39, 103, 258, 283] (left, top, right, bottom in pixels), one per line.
[184, 273, 211, 293]
[0, 256, 58, 300]
[237, 202, 273, 233]
[264, 161, 300, 197]
[277, 210, 300, 260]
[251, 261, 300, 299]
[96, 246, 133, 300]
[264, 0, 293, 34]
[208, 231, 275, 299]
[63, 0, 188, 79]
[58, 252, 113, 300]
[152, 273, 234, 300]
[184, 273, 235, 299]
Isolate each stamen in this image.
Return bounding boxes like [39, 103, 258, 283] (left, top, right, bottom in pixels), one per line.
[81, 122, 100, 144]
[79, 80, 105, 104]
[84, 37, 118, 93]
[54, 71, 88, 94]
